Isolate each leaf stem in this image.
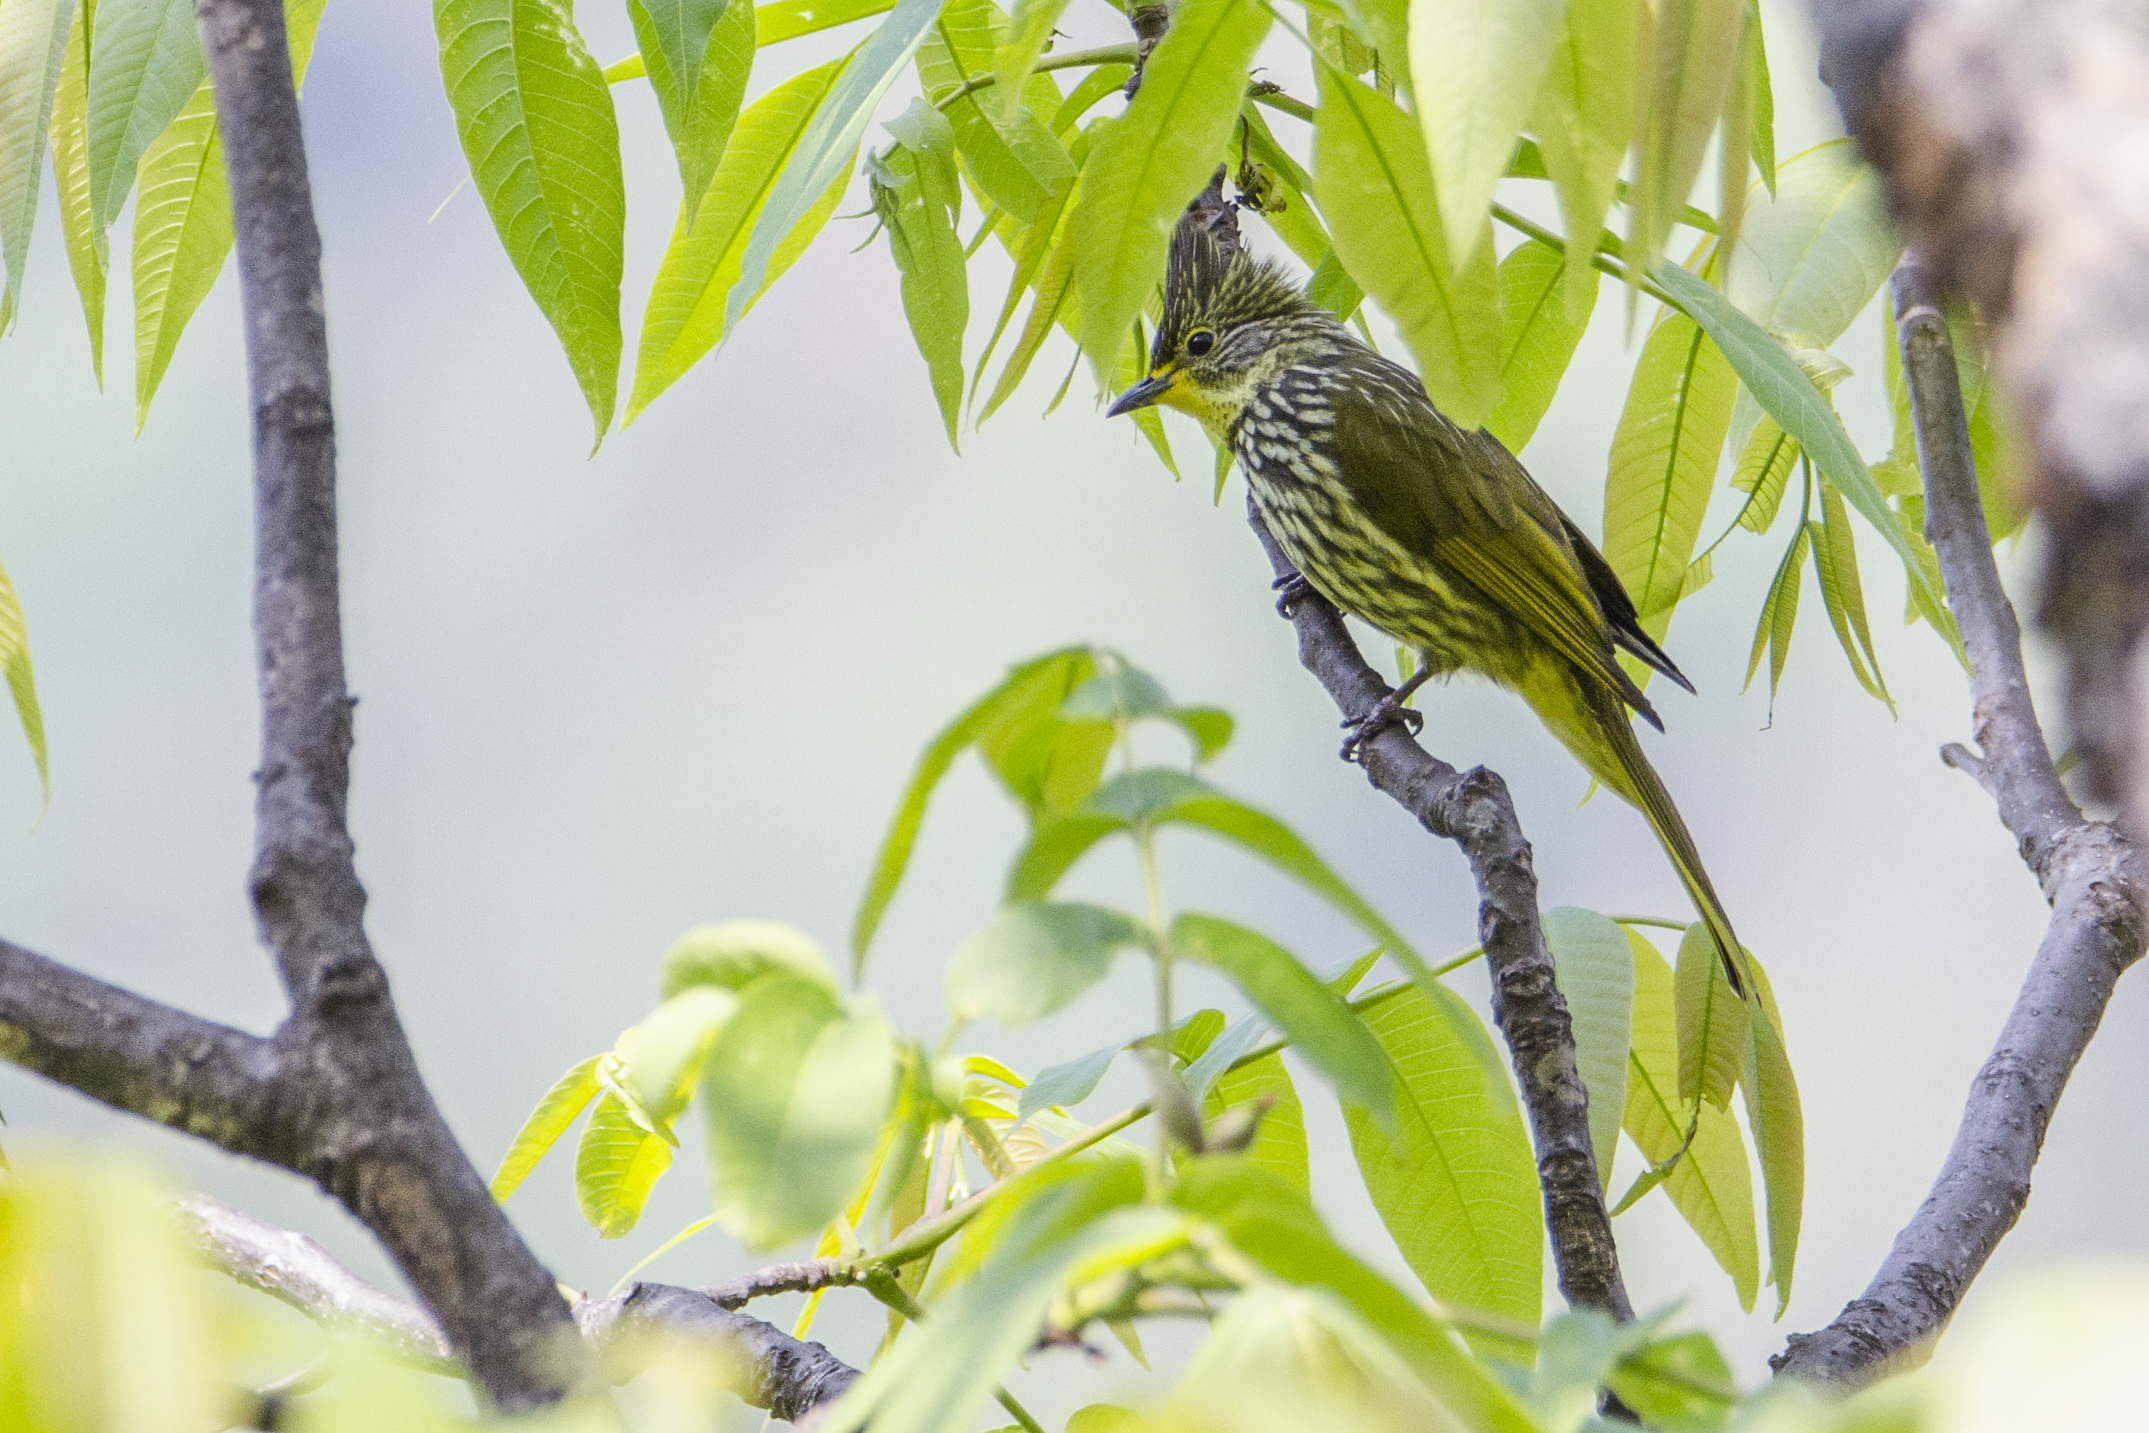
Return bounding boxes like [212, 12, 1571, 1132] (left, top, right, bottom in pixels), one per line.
[1490, 203, 1683, 310]
[934, 43, 1140, 110]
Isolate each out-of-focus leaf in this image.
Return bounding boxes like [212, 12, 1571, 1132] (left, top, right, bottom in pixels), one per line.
[1741, 955, 1803, 1317]
[577, 1086, 674, 1237]
[1621, 926, 1759, 1310]
[1628, 0, 1741, 278]
[945, 901, 1145, 1026]
[1604, 300, 1736, 642]
[880, 98, 968, 448]
[1674, 921, 1748, 1110]
[491, 1054, 602, 1201]
[1949, 303, 2028, 538]
[620, 985, 741, 1121]
[1072, 0, 1269, 376]
[0, 0, 74, 328]
[724, 0, 945, 337]
[630, 0, 756, 212]
[757, 0, 894, 44]
[1342, 985, 1539, 1341]
[1486, 238, 1594, 451]
[702, 975, 896, 1248]
[1714, 0, 1752, 275]
[1020, 1039, 1122, 1118]
[1731, 415, 1797, 533]
[49, 0, 99, 378]
[1609, 1330, 1740, 1429]
[918, 0, 1072, 226]
[1407, 0, 1565, 267]
[84, 0, 203, 230]
[1743, 0, 1773, 193]
[1171, 913, 1392, 1123]
[1528, 1309, 1628, 1433]
[1743, 518, 1808, 704]
[1893, 494, 1967, 665]
[0, 553, 42, 797]
[1202, 1051, 1308, 1195]
[666, 918, 837, 996]
[437, 0, 624, 440]
[1811, 478, 1891, 707]
[1316, 68, 1501, 426]
[630, 58, 848, 420]
[1544, 907, 1632, 1189]
[853, 646, 1099, 968]
[1530, 0, 1634, 321]
[993, 0, 1071, 119]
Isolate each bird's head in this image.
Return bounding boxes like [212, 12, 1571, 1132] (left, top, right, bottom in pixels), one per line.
[1108, 172, 1335, 439]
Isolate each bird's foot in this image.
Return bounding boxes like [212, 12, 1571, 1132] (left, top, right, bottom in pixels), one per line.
[1272, 571, 1314, 617]
[1339, 693, 1425, 762]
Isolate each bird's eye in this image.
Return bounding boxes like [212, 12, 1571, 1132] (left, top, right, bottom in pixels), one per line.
[1185, 328, 1216, 358]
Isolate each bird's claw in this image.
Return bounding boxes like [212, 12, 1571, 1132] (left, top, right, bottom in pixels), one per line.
[1338, 695, 1424, 762]
[1272, 571, 1313, 617]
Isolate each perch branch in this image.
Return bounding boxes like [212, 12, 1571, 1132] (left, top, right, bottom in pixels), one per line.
[1247, 502, 1633, 1323]
[1770, 258, 2148, 1386]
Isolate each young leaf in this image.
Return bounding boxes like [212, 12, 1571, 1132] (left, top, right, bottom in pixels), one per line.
[0, 0, 75, 328]
[944, 901, 1145, 1026]
[757, 0, 895, 44]
[1530, 0, 1634, 322]
[85, 0, 204, 231]
[1743, 0, 1774, 193]
[723, 0, 944, 338]
[665, 917, 838, 996]
[630, 58, 848, 421]
[1342, 985, 1541, 1337]
[879, 99, 969, 449]
[702, 975, 896, 1249]
[619, 986, 741, 1121]
[1609, 1330, 1739, 1428]
[1673, 921, 1748, 1109]
[1486, 238, 1595, 451]
[1543, 907, 1633, 1189]
[490, 1054, 603, 1200]
[1811, 478, 1892, 706]
[437, 0, 624, 440]
[1621, 927, 1759, 1310]
[977, 183, 1077, 421]
[1731, 416, 1797, 533]
[1893, 494, 1967, 664]
[1201, 1051, 1308, 1195]
[993, 0, 1071, 119]
[1019, 1039, 1123, 1118]
[1743, 518, 1808, 703]
[1115, 316, 1178, 476]
[971, 154, 1077, 409]
[1169, 913, 1393, 1123]
[0, 552, 46, 799]
[629, 0, 756, 214]
[1315, 69, 1502, 426]
[1740, 955, 1803, 1315]
[1071, 0, 1270, 378]
[1406, 0, 1566, 267]
[576, 1088, 674, 1237]
[1628, 0, 1741, 278]
[49, 0, 100, 378]
[918, 0, 1073, 227]
[1603, 303, 1736, 640]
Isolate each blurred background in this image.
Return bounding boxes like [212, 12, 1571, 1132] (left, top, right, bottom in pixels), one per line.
[0, 0, 2136, 1421]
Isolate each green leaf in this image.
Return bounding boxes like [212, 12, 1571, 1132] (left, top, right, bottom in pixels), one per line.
[1486, 238, 1595, 451]
[1744, 0, 1774, 193]
[1811, 478, 1891, 707]
[1170, 913, 1393, 1123]
[724, 0, 945, 337]
[918, 0, 1072, 226]
[1529, 0, 1634, 322]
[1116, 315, 1178, 475]
[48, 0, 100, 379]
[436, 0, 624, 440]
[1948, 303, 2028, 538]
[852, 646, 1098, 968]
[1071, 0, 1270, 376]
[1653, 259, 1942, 613]
[1171, 1161, 1540, 1432]
[1730, 416, 1797, 533]
[1201, 1051, 1308, 1195]
[1544, 907, 1633, 1189]
[1893, 494, 1967, 665]
[1406, 0, 1566, 267]
[993, 0, 1071, 120]
[619, 985, 740, 1121]
[629, 56, 849, 420]
[1316, 68, 1502, 425]
[629, 0, 755, 213]
[1621, 926, 1758, 1310]
[0, 0, 75, 328]
[879, 99, 969, 449]
[945, 901, 1145, 1026]
[970, 135, 1078, 401]
[1628, 0, 1742, 277]
[84, 0, 203, 232]
[1528, 1310, 1628, 1433]
[1608, 1330, 1739, 1429]
[757, 0, 894, 45]
[490, 1055, 603, 1201]
[0, 551, 46, 800]
[1019, 1039, 1122, 1118]
[1742, 518, 1807, 703]
[1674, 920, 1748, 1109]
[1603, 300, 1737, 640]
[131, 0, 325, 428]
[576, 1087, 674, 1237]
[702, 975, 896, 1249]
[976, 177, 1077, 421]
[1342, 984, 1539, 1337]
[1740, 955, 1803, 1316]
[664, 917, 837, 996]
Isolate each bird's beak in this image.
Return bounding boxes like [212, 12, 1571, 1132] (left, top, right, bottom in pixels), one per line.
[1108, 371, 1175, 417]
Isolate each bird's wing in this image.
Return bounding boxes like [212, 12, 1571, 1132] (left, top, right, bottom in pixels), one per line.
[1329, 372, 1660, 723]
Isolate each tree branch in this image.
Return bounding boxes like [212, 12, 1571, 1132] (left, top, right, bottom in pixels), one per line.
[1247, 502, 1633, 1323]
[176, 1193, 861, 1426]
[1769, 258, 2149, 1386]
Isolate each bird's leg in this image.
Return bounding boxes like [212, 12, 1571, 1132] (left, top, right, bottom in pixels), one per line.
[1340, 663, 1434, 762]
[1271, 570, 1314, 616]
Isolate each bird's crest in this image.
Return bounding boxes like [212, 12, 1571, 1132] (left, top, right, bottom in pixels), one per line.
[1155, 169, 1319, 366]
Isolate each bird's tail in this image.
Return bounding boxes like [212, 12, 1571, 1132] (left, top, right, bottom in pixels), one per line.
[1525, 665, 1750, 998]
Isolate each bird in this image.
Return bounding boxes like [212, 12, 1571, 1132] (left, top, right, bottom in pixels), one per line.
[1107, 176, 1748, 997]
